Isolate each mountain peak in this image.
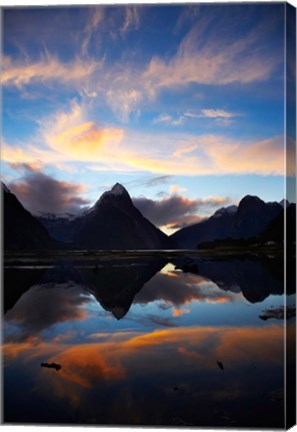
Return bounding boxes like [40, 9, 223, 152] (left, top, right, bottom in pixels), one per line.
[240, 195, 263, 204]
[238, 195, 266, 210]
[110, 183, 128, 196]
[279, 199, 289, 208]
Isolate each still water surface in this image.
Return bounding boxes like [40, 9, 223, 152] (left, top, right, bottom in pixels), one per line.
[3, 254, 295, 427]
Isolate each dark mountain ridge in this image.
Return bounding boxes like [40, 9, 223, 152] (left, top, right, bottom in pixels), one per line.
[2, 182, 58, 250]
[171, 195, 285, 249]
[35, 183, 173, 249]
[69, 183, 173, 249]
[4, 180, 293, 251]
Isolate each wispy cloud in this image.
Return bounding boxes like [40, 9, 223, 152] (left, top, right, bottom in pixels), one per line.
[153, 113, 185, 126]
[2, 53, 102, 89]
[200, 109, 239, 119]
[2, 6, 281, 123]
[121, 6, 140, 37]
[81, 7, 104, 56]
[154, 109, 240, 127]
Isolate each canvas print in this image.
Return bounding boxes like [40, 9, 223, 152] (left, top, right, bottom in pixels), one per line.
[1, 2, 296, 429]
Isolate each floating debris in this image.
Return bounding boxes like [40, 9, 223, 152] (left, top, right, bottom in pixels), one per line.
[217, 361, 224, 370]
[41, 362, 61, 371]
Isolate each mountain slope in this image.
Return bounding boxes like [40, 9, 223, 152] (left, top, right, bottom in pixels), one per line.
[3, 182, 57, 250]
[172, 195, 283, 249]
[259, 202, 296, 243]
[72, 183, 173, 249]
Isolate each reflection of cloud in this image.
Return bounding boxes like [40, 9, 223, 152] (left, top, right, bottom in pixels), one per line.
[5, 284, 91, 342]
[172, 307, 191, 317]
[127, 313, 177, 328]
[4, 321, 291, 426]
[134, 271, 239, 307]
[4, 323, 288, 385]
[8, 167, 89, 215]
[51, 344, 126, 388]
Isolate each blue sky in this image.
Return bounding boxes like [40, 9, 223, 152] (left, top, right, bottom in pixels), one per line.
[1, 3, 293, 232]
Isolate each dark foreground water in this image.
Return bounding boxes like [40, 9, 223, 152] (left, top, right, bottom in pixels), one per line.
[2, 253, 295, 428]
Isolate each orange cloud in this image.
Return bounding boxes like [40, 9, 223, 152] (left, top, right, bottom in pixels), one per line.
[2, 100, 287, 177]
[172, 307, 191, 317]
[39, 99, 125, 161]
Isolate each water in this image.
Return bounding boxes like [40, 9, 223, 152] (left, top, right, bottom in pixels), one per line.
[2, 253, 295, 427]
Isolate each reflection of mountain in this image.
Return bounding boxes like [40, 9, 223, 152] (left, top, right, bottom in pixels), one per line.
[174, 256, 293, 303]
[4, 259, 165, 332]
[82, 259, 166, 319]
[4, 268, 47, 313]
[172, 195, 283, 249]
[3, 183, 57, 250]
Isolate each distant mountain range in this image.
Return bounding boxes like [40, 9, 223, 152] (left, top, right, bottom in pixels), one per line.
[3, 182, 172, 250]
[2, 182, 295, 251]
[172, 195, 295, 249]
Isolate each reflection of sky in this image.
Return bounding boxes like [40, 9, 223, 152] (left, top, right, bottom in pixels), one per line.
[3, 264, 293, 344]
[3, 262, 294, 427]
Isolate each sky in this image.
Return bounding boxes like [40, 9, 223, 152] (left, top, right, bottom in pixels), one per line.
[1, 3, 294, 233]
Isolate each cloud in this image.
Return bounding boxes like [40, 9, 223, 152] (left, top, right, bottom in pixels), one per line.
[74, 7, 281, 122]
[2, 6, 282, 125]
[81, 7, 104, 56]
[153, 113, 185, 126]
[140, 18, 279, 101]
[2, 100, 287, 177]
[2, 53, 101, 89]
[8, 166, 89, 215]
[38, 99, 125, 161]
[200, 109, 238, 119]
[170, 184, 187, 194]
[121, 6, 140, 36]
[133, 194, 230, 228]
[153, 109, 239, 127]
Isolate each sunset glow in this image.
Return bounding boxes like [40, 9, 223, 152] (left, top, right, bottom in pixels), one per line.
[1, 3, 289, 231]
